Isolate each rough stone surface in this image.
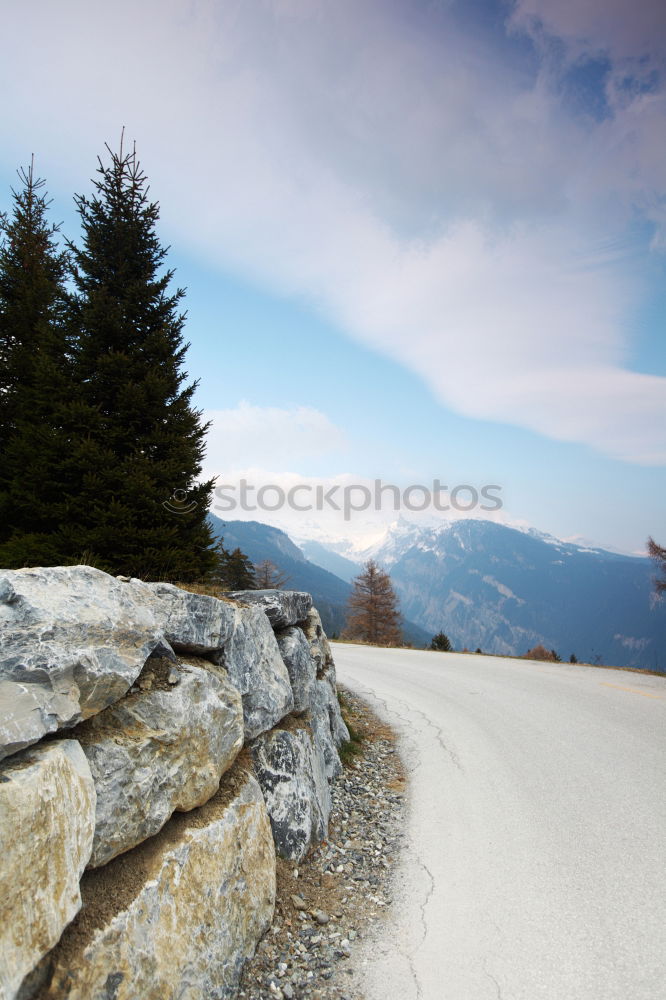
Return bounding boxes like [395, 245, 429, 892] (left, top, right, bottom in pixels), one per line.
[28, 767, 276, 1000]
[238, 686, 408, 1000]
[143, 582, 236, 653]
[276, 627, 317, 714]
[302, 608, 335, 677]
[0, 566, 167, 760]
[322, 671, 350, 748]
[310, 676, 349, 781]
[227, 590, 313, 630]
[0, 741, 96, 1000]
[78, 658, 244, 868]
[216, 605, 294, 739]
[251, 724, 330, 862]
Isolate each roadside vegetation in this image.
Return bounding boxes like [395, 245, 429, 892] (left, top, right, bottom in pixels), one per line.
[336, 690, 365, 765]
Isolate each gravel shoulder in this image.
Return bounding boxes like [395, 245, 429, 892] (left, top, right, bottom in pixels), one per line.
[239, 686, 408, 1000]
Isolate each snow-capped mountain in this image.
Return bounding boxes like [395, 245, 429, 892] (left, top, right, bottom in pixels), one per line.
[208, 515, 431, 646]
[303, 517, 665, 670]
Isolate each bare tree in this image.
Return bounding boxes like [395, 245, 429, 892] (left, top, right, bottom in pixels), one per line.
[254, 559, 290, 590]
[524, 644, 560, 662]
[343, 559, 403, 646]
[647, 537, 666, 593]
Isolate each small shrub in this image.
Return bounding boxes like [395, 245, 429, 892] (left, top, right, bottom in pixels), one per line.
[430, 631, 452, 652]
[525, 644, 560, 662]
[337, 691, 364, 766]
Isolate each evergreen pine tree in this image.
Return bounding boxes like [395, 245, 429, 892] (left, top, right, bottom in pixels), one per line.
[60, 138, 216, 579]
[430, 631, 452, 652]
[210, 536, 231, 585]
[343, 559, 403, 646]
[0, 161, 75, 565]
[647, 537, 666, 593]
[222, 548, 257, 590]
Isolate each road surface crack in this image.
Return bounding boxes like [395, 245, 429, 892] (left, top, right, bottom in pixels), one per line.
[398, 700, 464, 773]
[408, 849, 435, 951]
[398, 846, 433, 1000]
[378, 687, 463, 774]
[346, 678, 463, 774]
[483, 957, 504, 1000]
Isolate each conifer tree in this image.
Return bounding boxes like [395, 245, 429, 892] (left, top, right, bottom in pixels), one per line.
[0, 161, 74, 565]
[60, 138, 216, 579]
[647, 537, 666, 594]
[343, 559, 403, 646]
[221, 547, 257, 590]
[430, 631, 452, 652]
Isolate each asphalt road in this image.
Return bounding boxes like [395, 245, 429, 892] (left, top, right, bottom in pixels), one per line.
[334, 644, 666, 1000]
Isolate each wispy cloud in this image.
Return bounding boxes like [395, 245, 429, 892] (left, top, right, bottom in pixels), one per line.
[511, 0, 666, 61]
[203, 403, 346, 471]
[2, 0, 665, 462]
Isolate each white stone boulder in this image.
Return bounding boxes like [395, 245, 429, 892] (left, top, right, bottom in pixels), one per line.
[276, 626, 317, 714]
[0, 566, 168, 760]
[25, 767, 275, 1000]
[251, 723, 330, 862]
[0, 741, 96, 1000]
[310, 674, 349, 780]
[302, 607, 335, 677]
[226, 589, 312, 629]
[301, 610, 349, 778]
[142, 582, 236, 653]
[78, 657, 244, 868]
[215, 605, 294, 739]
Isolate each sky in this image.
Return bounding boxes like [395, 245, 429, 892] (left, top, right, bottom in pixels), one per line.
[1, 0, 665, 553]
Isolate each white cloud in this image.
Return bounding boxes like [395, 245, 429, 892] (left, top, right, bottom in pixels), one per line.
[202, 403, 346, 471]
[2, 0, 665, 463]
[207, 468, 519, 548]
[511, 0, 666, 62]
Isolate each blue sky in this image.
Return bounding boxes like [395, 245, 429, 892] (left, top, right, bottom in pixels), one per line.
[1, 0, 665, 553]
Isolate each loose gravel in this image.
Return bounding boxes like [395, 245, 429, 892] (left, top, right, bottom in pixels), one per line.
[238, 686, 407, 1000]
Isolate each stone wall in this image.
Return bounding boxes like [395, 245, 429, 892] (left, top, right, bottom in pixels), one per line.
[0, 567, 349, 1000]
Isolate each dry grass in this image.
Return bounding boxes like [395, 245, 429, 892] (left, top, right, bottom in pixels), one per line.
[172, 580, 237, 602]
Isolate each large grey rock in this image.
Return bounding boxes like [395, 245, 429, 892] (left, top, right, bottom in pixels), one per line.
[143, 582, 236, 653]
[26, 767, 276, 1000]
[251, 724, 330, 862]
[215, 605, 293, 739]
[321, 669, 350, 746]
[78, 658, 244, 868]
[300, 609, 348, 778]
[302, 607, 335, 677]
[0, 566, 168, 761]
[276, 626, 317, 714]
[226, 590, 312, 629]
[310, 675, 349, 781]
[0, 741, 95, 1000]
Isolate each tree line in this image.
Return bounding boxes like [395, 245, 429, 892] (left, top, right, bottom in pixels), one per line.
[212, 544, 289, 591]
[0, 142, 217, 579]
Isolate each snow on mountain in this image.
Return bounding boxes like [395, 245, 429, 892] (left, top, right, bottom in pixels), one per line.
[298, 516, 663, 670]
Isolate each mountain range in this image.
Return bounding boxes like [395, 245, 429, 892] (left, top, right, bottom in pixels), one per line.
[210, 514, 665, 671]
[332, 518, 665, 670]
[208, 514, 432, 646]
